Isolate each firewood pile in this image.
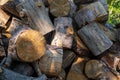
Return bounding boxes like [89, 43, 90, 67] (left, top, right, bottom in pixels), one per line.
[0, 0, 120, 80]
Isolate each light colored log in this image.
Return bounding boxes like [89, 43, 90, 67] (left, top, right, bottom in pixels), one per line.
[16, 0, 54, 35]
[50, 0, 71, 17]
[78, 22, 113, 56]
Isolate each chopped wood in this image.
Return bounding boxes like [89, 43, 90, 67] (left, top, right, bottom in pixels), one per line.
[51, 17, 74, 48]
[50, 0, 71, 17]
[62, 50, 76, 69]
[16, 0, 54, 35]
[85, 60, 104, 79]
[0, 8, 10, 28]
[38, 45, 63, 77]
[67, 57, 89, 80]
[0, 0, 19, 17]
[0, 66, 47, 80]
[75, 1, 108, 28]
[78, 22, 113, 56]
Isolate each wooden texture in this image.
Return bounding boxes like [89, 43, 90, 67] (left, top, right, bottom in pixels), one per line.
[78, 22, 113, 56]
[67, 57, 89, 80]
[51, 17, 74, 48]
[38, 45, 63, 77]
[0, 0, 19, 17]
[0, 39, 6, 58]
[75, 1, 108, 28]
[0, 67, 47, 80]
[16, 30, 46, 62]
[85, 60, 104, 79]
[62, 50, 76, 69]
[16, 0, 54, 35]
[98, 23, 117, 41]
[0, 8, 10, 28]
[50, 0, 70, 17]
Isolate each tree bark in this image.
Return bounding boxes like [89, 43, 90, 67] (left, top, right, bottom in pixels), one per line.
[0, 0, 19, 17]
[74, 1, 108, 28]
[78, 22, 113, 56]
[16, 0, 54, 35]
[0, 66, 47, 80]
[51, 17, 74, 48]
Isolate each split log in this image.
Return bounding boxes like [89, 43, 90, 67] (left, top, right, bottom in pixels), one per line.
[98, 23, 117, 41]
[78, 22, 113, 56]
[16, 0, 54, 35]
[101, 53, 120, 71]
[85, 60, 104, 79]
[51, 17, 74, 48]
[0, 8, 10, 28]
[67, 57, 89, 80]
[73, 33, 90, 56]
[62, 50, 76, 69]
[0, 66, 47, 80]
[37, 45, 63, 77]
[74, 1, 108, 28]
[49, 0, 71, 17]
[0, 0, 19, 17]
[4, 25, 46, 67]
[12, 62, 34, 76]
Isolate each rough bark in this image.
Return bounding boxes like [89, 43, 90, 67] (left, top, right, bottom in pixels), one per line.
[74, 1, 108, 28]
[16, 0, 54, 35]
[49, 0, 71, 17]
[0, 0, 19, 17]
[67, 57, 89, 80]
[78, 22, 113, 56]
[38, 45, 63, 77]
[51, 17, 74, 48]
[0, 66, 47, 80]
[62, 50, 76, 69]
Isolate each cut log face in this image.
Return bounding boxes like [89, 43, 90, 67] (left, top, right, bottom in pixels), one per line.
[85, 60, 104, 79]
[67, 57, 89, 80]
[78, 22, 113, 56]
[74, 1, 108, 28]
[50, 0, 71, 17]
[38, 45, 63, 77]
[52, 17, 74, 48]
[0, 0, 19, 17]
[0, 8, 10, 28]
[16, 30, 46, 62]
[16, 0, 54, 35]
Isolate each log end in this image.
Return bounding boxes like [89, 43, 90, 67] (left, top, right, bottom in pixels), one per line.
[16, 30, 46, 62]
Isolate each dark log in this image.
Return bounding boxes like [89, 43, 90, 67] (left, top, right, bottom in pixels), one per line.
[38, 45, 63, 77]
[51, 17, 74, 48]
[69, 0, 77, 17]
[0, 38, 6, 58]
[0, 66, 47, 80]
[85, 60, 104, 79]
[12, 62, 34, 76]
[74, 1, 108, 28]
[78, 22, 113, 56]
[0, 8, 10, 28]
[98, 23, 117, 41]
[16, 0, 54, 35]
[67, 57, 89, 80]
[49, 0, 71, 17]
[62, 50, 76, 69]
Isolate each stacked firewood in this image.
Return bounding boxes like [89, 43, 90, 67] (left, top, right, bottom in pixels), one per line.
[0, 0, 120, 80]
